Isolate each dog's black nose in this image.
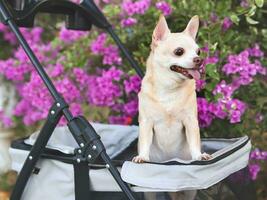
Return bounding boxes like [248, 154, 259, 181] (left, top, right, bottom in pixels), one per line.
[193, 57, 203, 66]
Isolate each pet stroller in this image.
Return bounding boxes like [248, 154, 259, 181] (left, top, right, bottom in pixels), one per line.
[0, 0, 256, 199]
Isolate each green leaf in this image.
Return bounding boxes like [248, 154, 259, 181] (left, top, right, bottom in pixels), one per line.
[230, 14, 240, 25]
[214, 93, 223, 101]
[255, 0, 264, 7]
[246, 5, 257, 17]
[209, 23, 221, 36]
[205, 79, 220, 94]
[103, 5, 121, 17]
[206, 64, 220, 81]
[236, 7, 250, 15]
[256, 96, 267, 107]
[223, 31, 235, 43]
[262, 29, 267, 36]
[204, 91, 213, 101]
[246, 16, 259, 24]
[216, 0, 231, 11]
[210, 42, 218, 51]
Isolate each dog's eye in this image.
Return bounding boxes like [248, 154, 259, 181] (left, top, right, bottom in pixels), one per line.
[197, 49, 201, 56]
[174, 48, 184, 56]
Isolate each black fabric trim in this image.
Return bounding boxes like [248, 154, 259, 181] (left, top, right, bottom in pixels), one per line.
[11, 138, 125, 167]
[11, 136, 250, 167]
[11, 138, 75, 164]
[74, 162, 91, 200]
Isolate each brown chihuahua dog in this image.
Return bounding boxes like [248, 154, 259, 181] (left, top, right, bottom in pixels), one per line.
[133, 15, 211, 200]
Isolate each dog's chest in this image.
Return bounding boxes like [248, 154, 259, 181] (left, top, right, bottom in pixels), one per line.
[149, 90, 186, 129]
[149, 95, 191, 161]
[151, 119, 189, 161]
[157, 90, 182, 109]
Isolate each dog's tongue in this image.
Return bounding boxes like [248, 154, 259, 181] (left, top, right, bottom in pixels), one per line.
[188, 69, 201, 80]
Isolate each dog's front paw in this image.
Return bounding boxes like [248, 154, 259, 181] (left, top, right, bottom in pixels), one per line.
[192, 152, 212, 161]
[132, 155, 149, 163]
[200, 152, 212, 160]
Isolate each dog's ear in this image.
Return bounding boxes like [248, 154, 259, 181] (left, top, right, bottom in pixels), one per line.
[152, 15, 170, 47]
[183, 15, 199, 40]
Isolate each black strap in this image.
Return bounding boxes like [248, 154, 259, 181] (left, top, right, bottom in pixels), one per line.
[74, 162, 90, 200]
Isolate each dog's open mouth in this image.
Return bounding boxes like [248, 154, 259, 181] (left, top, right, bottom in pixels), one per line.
[170, 65, 202, 80]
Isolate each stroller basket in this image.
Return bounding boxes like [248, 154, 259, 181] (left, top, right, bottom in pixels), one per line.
[10, 123, 251, 199]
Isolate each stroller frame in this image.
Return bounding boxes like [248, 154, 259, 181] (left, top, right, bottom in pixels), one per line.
[0, 0, 143, 199]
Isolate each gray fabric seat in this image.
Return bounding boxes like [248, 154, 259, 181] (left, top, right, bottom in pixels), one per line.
[9, 123, 251, 200]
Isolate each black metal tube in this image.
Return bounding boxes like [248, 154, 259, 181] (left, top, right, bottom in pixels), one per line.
[107, 27, 144, 79]
[0, 0, 10, 22]
[101, 151, 137, 200]
[63, 108, 74, 122]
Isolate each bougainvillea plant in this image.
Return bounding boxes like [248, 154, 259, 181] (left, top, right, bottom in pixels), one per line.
[0, 0, 266, 198]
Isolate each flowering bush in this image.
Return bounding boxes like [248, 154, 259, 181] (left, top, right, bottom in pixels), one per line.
[0, 0, 266, 198]
[198, 46, 265, 127]
[0, 26, 141, 126]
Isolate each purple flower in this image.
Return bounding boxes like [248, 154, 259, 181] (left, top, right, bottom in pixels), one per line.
[203, 56, 219, 65]
[249, 164, 260, 180]
[255, 113, 264, 124]
[222, 17, 233, 31]
[124, 99, 138, 116]
[197, 95, 245, 126]
[213, 80, 234, 98]
[90, 34, 122, 65]
[50, 63, 64, 77]
[122, 0, 151, 16]
[124, 75, 141, 94]
[0, 25, 41, 45]
[155, 1, 172, 16]
[221, 46, 265, 96]
[88, 66, 123, 107]
[197, 98, 214, 127]
[12, 66, 83, 125]
[210, 12, 218, 23]
[59, 26, 87, 43]
[250, 149, 267, 160]
[195, 80, 206, 91]
[103, 66, 124, 81]
[248, 44, 264, 57]
[70, 103, 82, 116]
[0, 110, 14, 128]
[222, 63, 239, 75]
[225, 99, 246, 123]
[30, 27, 43, 43]
[225, 99, 246, 112]
[90, 33, 107, 54]
[109, 115, 133, 125]
[73, 67, 91, 89]
[201, 45, 209, 53]
[121, 17, 138, 27]
[103, 45, 122, 65]
[229, 110, 242, 123]
[209, 102, 227, 119]
[240, 0, 249, 8]
[56, 77, 81, 103]
[254, 60, 266, 75]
